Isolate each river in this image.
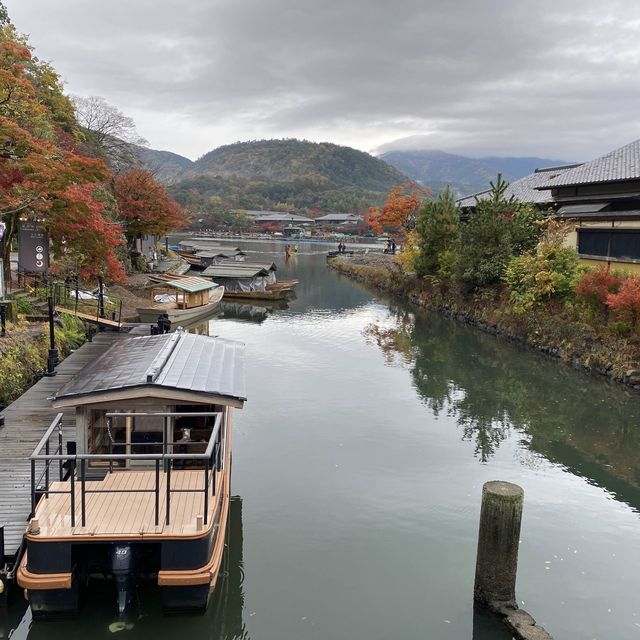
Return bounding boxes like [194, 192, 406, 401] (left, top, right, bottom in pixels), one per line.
[5, 239, 640, 639]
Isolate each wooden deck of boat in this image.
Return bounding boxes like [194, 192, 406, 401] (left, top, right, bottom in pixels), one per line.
[33, 469, 219, 539]
[0, 331, 125, 559]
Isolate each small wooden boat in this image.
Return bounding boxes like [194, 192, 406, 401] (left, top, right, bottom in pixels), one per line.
[136, 273, 224, 323]
[17, 330, 246, 617]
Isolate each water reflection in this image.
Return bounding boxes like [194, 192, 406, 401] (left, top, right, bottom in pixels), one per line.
[366, 305, 640, 508]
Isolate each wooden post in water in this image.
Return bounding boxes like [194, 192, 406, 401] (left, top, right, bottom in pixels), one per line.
[474, 480, 523, 606]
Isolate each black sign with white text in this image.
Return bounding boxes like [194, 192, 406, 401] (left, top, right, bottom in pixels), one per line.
[18, 221, 49, 273]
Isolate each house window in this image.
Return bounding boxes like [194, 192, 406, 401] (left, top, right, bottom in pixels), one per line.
[578, 229, 640, 261]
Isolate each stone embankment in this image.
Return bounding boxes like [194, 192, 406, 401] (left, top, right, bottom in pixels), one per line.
[329, 254, 640, 391]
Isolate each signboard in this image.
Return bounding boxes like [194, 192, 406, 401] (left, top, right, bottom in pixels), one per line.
[18, 221, 49, 273]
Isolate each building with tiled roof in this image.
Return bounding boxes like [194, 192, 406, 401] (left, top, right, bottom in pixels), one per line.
[457, 165, 577, 209]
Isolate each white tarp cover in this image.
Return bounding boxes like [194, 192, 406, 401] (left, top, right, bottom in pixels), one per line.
[217, 276, 268, 293]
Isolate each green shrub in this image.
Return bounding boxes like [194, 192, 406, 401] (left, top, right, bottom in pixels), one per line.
[504, 231, 583, 314]
[15, 296, 35, 315]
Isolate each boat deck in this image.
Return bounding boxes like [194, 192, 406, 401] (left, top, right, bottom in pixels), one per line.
[0, 332, 125, 559]
[33, 469, 219, 540]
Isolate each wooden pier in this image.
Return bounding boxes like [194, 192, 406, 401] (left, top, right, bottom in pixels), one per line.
[0, 331, 125, 561]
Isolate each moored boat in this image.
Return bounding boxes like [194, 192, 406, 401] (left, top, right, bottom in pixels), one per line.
[202, 262, 298, 301]
[17, 330, 246, 617]
[136, 273, 224, 324]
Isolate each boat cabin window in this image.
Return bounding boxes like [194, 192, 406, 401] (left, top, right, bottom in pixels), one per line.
[87, 406, 225, 468]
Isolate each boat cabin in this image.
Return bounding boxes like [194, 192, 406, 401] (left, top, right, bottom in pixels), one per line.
[145, 273, 221, 310]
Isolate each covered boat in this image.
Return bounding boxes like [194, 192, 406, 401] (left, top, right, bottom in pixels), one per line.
[17, 330, 246, 617]
[136, 273, 224, 323]
[202, 262, 298, 300]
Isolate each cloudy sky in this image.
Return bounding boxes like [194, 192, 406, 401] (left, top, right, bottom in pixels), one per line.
[6, 0, 640, 161]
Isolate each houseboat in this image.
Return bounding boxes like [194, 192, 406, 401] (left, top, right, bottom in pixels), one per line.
[17, 330, 246, 617]
[174, 248, 246, 271]
[202, 262, 298, 301]
[136, 273, 224, 323]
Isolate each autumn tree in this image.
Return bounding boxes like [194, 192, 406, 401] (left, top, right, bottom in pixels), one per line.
[114, 169, 188, 255]
[0, 16, 126, 282]
[366, 182, 428, 241]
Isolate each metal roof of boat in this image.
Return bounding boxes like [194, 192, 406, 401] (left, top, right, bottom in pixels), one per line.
[195, 250, 243, 258]
[201, 264, 270, 278]
[145, 273, 219, 293]
[212, 259, 277, 271]
[54, 331, 246, 404]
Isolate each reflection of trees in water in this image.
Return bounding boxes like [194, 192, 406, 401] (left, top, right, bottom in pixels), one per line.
[365, 306, 640, 500]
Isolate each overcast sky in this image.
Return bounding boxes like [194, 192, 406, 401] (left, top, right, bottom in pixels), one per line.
[6, 0, 640, 161]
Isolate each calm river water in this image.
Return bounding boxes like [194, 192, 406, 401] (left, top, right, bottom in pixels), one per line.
[5, 239, 640, 639]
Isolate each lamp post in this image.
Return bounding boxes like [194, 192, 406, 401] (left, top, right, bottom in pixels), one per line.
[44, 296, 58, 376]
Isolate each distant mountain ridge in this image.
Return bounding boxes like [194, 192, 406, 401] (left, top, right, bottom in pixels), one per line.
[128, 144, 194, 183]
[378, 149, 572, 196]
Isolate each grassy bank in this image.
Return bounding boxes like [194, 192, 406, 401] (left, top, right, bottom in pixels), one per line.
[330, 255, 640, 388]
[0, 314, 87, 410]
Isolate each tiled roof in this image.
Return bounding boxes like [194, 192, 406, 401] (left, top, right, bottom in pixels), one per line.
[315, 213, 362, 221]
[457, 165, 576, 208]
[54, 332, 246, 402]
[536, 139, 640, 188]
[145, 273, 219, 293]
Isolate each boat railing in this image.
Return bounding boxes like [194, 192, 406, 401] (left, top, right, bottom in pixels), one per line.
[30, 412, 223, 530]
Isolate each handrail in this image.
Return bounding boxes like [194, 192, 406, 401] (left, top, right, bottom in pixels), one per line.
[30, 412, 224, 528]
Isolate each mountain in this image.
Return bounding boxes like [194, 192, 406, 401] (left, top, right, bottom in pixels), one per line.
[169, 139, 409, 213]
[378, 149, 572, 196]
[129, 145, 194, 183]
[186, 139, 407, 191]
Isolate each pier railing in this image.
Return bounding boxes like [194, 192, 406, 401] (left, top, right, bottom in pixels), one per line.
[30, 412, 224, 529]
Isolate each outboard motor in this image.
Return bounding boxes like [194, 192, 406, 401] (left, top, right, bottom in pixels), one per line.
[110, 544, 137, 616]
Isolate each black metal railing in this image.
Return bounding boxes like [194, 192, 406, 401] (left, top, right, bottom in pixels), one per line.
[50, 279, 123, 326]
[30, 412, 224, 530]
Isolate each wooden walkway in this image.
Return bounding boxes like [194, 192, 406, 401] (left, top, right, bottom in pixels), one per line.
[54, 305, 122, 329]
[0, 331, 125, 560]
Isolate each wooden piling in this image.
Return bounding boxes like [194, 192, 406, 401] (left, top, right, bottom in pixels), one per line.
[474, 480, 523, 606]
[474, 481, 553, 639]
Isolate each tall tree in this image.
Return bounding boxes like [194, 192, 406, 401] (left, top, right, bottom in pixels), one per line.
[72, 95, 147, 171]
[114, 169, 188, 253]
[414, 187, 460, 278]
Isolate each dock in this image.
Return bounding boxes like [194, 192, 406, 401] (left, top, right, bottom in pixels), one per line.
[0, 331, 124, 561]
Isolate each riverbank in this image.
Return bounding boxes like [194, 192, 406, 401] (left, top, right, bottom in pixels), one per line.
[329, 254, 640, 390]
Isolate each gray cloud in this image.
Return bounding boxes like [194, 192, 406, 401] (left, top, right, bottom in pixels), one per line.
[6, 0, 640, 160]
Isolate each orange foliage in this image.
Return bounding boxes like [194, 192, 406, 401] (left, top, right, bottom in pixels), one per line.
[114, 169, 189, 247]
[366, 182, 429, 241]
[576, 266, 622, 313]
[606, 275, 640, 329]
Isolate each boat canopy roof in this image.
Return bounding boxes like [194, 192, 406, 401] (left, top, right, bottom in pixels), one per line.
[53, 331, 246, 407]
[195, 250, 243, 259]
[201, 264, 270, 279]
[145, 273, 220, 293]
[213, 259, 277, 272]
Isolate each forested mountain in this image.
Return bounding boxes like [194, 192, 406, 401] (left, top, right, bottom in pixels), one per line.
[379, 149, 571, 196]
[129, 144, 193, 183]
[169, 139, 409, 213]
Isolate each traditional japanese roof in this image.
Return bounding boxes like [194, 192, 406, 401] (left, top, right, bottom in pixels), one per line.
[253, 213, 313, 223]
[53, 331, 246, 406]
[536, 140, 640, 188]
[145, 273, 219, 293]
[457, 165, 578, 208]
[315, 213, 362, 222]
[201, 264, 270, 279]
